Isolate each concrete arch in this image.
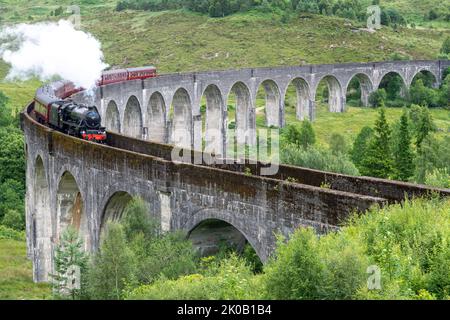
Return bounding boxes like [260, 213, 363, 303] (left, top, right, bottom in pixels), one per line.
[202, 84, 225, 155]
[345, 73, 374, 107]
[227, 81, 255, 146]
[33, 155, 52, 282]
[147, 92, 167, 143]
[170, 88, 193, 149]
[285, 77, 312, 121]
[257, 79, 282, 127]
[316, 75, 345, 112]
[377, 71, 408, 98]
[410, 69, 438, 88]
[56, 171, 89, 249]
[99, 191, 133, 239]
[123, 95, 143, 139]
[105, 100, 121, 133]
[183, 209, 264, 262]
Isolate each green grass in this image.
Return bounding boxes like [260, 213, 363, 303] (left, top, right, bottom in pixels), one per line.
[0, 239, 51, 300]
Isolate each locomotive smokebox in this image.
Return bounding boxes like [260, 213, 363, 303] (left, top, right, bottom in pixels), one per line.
[85, 110, 101, 128]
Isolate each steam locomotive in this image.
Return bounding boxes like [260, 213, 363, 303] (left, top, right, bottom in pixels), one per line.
[33, 66, 157, 143]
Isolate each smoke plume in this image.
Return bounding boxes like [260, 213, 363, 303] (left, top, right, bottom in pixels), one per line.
[0, 20, 108, 90]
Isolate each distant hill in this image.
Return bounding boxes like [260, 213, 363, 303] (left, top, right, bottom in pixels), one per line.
[0, 1, 448, 73]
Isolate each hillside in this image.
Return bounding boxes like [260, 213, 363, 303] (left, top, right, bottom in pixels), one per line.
[0, 1, 449, 73]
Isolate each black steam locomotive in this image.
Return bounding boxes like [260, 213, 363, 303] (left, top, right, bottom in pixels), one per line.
[34, 81, 106, 143]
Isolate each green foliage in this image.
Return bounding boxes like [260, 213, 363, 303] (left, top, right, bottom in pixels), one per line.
[0, 129, 25, 187]
[0, 179, 25, 227]
[87, 222, 136, 300]
[298, 120, 316, 148]
[441, 36, 450, 55]
[414, 135, 450, 184]
[354, 198, 450, 299]
[0, 91, 11, 127]
[368, 89, 387, 107]
[0, 225, 25, 241]
[1, 209, 25, 231]
[413, 105, 436, 150]
[392, 109, 415, 181]
[241, 243, 264, 273]
[264, 229, 327, 299]
[114, 0, 371, 20]
[409, 79, 439, 107]
[328, 132, 348, 155]
[265, 197, 450, 300]
[360, 107, 394, 178]
[0, 91, 25, 231]
[350, 126, 373, 172]
[86, 198, 198, 299]
[126, 254, 263, 300]
[381, 7, 407, 27]
[129, 231, 198, 285]
[281, 143, 359, 175]
[379, 73, 405, 101]
[281, 120, 316, 149]
[425, 168, 450, 188]
[122, 197, 160, 242]
[50, 227, 89, 300]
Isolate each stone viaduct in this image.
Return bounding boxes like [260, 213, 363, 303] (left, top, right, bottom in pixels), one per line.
[22, 60, 450, 282]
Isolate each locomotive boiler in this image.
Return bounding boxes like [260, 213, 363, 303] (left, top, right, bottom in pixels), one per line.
[32, 66, 157, 143]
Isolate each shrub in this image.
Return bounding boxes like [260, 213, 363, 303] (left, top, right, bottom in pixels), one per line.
[368, 89, 387, 107]
[1, 209, 25, 231]
[264, 229, 327, 299]
[125, 254, 263, 300]
[87, 222, 136, 300]
[0, 225, 25, 241]
[351, 126, 373, 171]
[264, 197, 450, 300]
[281, 144, 359, 175]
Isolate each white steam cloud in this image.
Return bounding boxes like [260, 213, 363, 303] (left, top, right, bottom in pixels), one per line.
[0, 20, 108, 89]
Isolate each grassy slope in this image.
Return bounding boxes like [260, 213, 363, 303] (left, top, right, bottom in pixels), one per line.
[0, 240, 51, 299]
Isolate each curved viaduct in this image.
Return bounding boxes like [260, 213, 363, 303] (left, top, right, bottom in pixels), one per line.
[22, 60, 450, 282]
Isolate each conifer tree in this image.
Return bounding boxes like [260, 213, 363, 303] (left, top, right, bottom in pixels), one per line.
[299, 120, 316, 149]
[415, 106, 435, 151]
[393, 109, 415, 181]
[50, 226, 88, 300]
[351, 126, 374, 171]
[360, 106, 394, 178]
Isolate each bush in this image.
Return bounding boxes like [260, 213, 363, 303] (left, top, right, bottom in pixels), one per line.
[1, 209, 25, 231]
[281, 144, 359, 176]
[329, 133, 348, 155]
[368, 89, 387, 107]
[87, 222, 136, 300]
[264, 228, 327, 299]
[0, 225, 25, 241]
[125, 254, 263, 300]
[0, 179, 25, 227]
[121, 197, 198, 284]
[264, 197, 450, 300]
[281, 120, 316, 149]
[351, 126, 374, 172]
[424, 168, 450, 188]
[441, 36, 450, 55]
